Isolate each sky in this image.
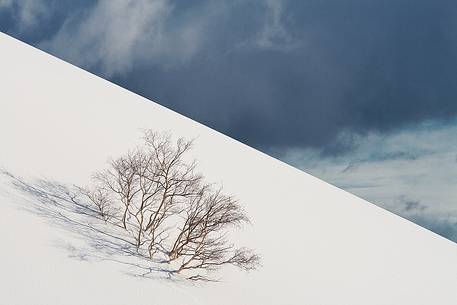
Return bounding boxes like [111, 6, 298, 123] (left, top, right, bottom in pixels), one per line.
[1, 0, 456, 242]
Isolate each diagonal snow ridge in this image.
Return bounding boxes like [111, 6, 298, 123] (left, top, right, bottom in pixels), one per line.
[1, 32, 457, 305]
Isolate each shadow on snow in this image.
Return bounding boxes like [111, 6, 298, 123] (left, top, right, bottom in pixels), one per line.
[0, 169, 189, 283]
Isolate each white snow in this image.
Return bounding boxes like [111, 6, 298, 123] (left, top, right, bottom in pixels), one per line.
[1, 32, 456, 305]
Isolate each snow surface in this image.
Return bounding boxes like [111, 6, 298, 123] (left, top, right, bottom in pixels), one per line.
[1, 32, 456, 305]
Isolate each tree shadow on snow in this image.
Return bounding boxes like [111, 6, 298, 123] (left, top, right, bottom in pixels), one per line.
[0, 170, 184, 283]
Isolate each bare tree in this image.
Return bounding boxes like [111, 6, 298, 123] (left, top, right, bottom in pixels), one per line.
[168, 187, 260, 279]
[80, 186, 114, 222]
[83, 130, 260, 280]
[91, 151, 142, 230]
[141, 131, 203, 257]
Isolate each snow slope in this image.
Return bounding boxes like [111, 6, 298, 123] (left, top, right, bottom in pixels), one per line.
[1, 32, 456, 304]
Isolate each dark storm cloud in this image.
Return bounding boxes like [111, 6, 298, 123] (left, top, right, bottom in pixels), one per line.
[113, 0, 457, 153]
[2, 0, 457, 153]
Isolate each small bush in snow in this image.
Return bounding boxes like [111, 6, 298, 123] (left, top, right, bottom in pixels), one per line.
[83, 130, 260, 281]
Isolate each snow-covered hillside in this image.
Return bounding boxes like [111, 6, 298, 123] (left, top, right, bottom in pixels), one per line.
[1, 32, 456, 305]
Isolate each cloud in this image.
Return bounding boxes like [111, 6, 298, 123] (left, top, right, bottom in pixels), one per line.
[401, 199, 427, 213]
[0, 0, 50, 31]
[0, 0, 12, 7]
[410, 214, 457, 242]
[280, 120, 457, 242]
[255, 0, 300, 51]
[394, 198, 457, 242]
[40, 0, 172, 76]
[16, 0, 49, 28]
[39, 0, 225, 77]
